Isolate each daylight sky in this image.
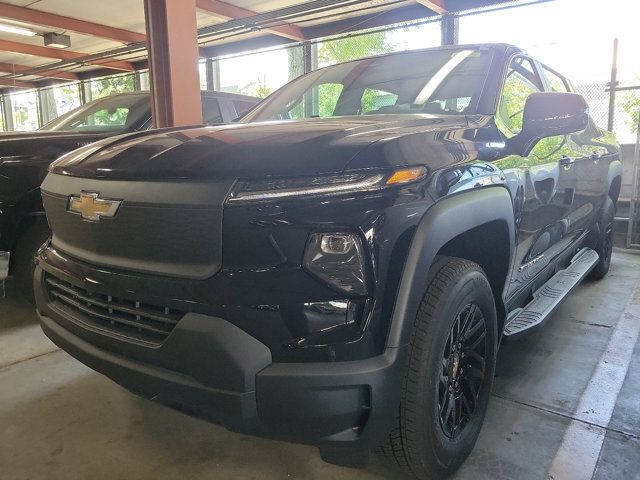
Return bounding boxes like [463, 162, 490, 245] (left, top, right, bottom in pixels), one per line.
[219, 0, 640, 91]
[9, 0, 640, 139]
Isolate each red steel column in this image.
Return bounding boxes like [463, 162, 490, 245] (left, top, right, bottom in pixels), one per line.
[143, 0, 202, 128]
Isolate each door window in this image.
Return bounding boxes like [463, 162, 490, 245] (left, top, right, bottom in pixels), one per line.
[497, 57, 544, 137]
[495, 57, 572, 170]
[542, 66, 570, 93]
[202, 97, 223, 124]
[233, 99, 257, 117]
[40, 94, 150, 133]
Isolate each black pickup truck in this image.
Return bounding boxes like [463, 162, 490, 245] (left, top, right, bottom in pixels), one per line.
[0, 90, 258, 296]
[34, 44, 620, 479]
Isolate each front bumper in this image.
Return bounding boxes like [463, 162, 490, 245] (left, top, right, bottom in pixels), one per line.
[35, 264, 405, 447]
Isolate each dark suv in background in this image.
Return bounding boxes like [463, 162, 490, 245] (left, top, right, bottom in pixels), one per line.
[34, 44, 620, 479]
[0, 90, 258, 297]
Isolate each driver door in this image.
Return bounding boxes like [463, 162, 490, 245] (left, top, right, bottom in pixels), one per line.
[494, 57, 583, 299]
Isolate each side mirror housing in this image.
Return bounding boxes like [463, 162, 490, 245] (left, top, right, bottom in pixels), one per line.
[509, 92, 589, 156]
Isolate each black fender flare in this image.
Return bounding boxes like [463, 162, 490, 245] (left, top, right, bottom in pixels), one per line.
[606, 159, 622, 199]
[386, 186, 516, 348]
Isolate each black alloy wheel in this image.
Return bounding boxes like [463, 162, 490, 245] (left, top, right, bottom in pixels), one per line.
[589, 196, 615, 280]
[438, 303, 487, 439]
[376, 257, 497, 480]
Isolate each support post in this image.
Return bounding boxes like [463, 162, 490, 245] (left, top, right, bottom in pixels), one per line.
[2, 95, 13, 131]
[205, 57, 215, 91]
[302, 41, 314, 75]
[143, 0, 202, 127]
[441, 13, 458, 46]
[38, 88, 57, 125]
[134, 71, 142, 91]
[81, 80, 92, 104]
[607, 37, 618, 132]
[211, 59, 221, 91]
[626, 108, 640, 248]
[302, 41, 317, 116]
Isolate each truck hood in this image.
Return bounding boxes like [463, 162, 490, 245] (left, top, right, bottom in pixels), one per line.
[0, 130, 112, 160]
[49, 114, 479, 180]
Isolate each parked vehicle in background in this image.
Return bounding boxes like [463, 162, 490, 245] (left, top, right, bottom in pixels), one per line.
[0, 90, 259, 299]
[34, 44, 620, 479]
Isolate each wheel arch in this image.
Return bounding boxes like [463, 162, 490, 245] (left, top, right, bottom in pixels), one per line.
[386, 186, 515, 348]
[607, 159, 622, 205]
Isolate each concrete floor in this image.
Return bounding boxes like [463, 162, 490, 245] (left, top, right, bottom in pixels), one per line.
[1, 252, 640, 480]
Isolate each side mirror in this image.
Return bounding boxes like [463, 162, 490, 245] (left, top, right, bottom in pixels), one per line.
[509, 92, 589, 156]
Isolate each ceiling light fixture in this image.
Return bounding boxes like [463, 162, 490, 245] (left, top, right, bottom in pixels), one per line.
[0, 23, 36, 36]
[44, 32, 71, 49]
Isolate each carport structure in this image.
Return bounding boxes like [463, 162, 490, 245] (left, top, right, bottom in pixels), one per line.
[1, 1, 640, 480]
[0, 0, 514, 129]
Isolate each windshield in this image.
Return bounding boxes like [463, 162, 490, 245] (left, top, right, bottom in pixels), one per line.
[40, 94, 151, 133]
[242, 47, 493, 122]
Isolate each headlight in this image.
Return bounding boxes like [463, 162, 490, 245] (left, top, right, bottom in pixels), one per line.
[303, 232, 368, 295]
[227, 166, 427, 203]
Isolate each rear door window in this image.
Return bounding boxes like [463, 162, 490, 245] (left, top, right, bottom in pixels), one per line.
[202, 97, 223, 124]
[232, 99, 257, 117]
[542, 66, 570, 93]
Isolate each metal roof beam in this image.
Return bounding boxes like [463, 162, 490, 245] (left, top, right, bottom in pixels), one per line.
[0, 2, 146, 44]
[0, 77, 36, 89]
[415, 0, 448, 14]
[0, 61, 78, 81]
[0, 39, 134, 71]
[196, 0, 305, 41]
[301, 4, 435, 39]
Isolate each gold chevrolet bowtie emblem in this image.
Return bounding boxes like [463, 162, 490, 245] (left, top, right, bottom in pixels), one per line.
[67, 192, 121, 221]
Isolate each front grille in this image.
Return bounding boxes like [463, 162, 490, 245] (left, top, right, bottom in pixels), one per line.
[45, 275, 184, 345]
[41, 178, 227, 280]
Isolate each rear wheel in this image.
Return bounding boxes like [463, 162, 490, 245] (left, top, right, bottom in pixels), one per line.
[588, 197, 615, 280]
[12, 217, 50, 302]
[376, 257, 497, 479]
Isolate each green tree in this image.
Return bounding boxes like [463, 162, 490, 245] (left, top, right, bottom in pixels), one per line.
[315, 32, 392, 117]
[239, 74, 272, 99]
[622, 91, 640, 135]
[90, 74, 135, 99]
[318, 32, 390, 66]
[14, 107, 28, 127]
[88, 75, 136, 124]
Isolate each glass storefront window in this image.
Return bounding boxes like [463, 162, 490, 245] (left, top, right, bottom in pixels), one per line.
[199, 60, 207, 90]
[87, 73, 136, 101]
[218, 47, 293, 99]
[10, 91, 39, 131]
[138, 71, 150, 90]
[52, 83, 81, 116]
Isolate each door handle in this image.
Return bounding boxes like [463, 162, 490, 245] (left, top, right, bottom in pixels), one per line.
[560, 156, 574, 168]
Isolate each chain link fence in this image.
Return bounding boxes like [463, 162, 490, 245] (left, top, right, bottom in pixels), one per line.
[575, 81, 640, 146]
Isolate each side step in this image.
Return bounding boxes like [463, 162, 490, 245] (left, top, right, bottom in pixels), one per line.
[503, 248, 599, 339]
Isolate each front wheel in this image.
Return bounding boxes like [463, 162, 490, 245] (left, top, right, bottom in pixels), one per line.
[377, 257, 497, 479]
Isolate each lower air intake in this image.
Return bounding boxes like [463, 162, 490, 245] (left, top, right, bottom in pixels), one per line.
[45, 274, 184, 345]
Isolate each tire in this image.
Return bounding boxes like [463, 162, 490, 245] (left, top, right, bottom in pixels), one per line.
[12, 216, 51, 302]
[376, 257, 498, 479]
[588, 197, 615, 280]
